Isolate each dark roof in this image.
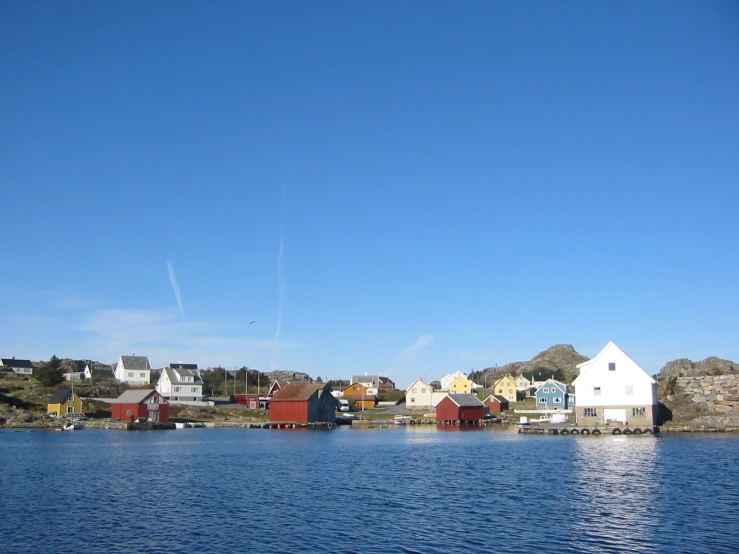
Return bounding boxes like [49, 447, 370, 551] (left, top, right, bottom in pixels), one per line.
[93, 369, 115, 379]
[169, 363, 198, 371]
[49, 389, 75, 403]
[1, 358, 34, 368]
[486, 394, 509, 404]
[351, 375, 379, 387]
[445, 394, 484, 408]
[120, 356, 150, 370]
[272, 383, 329, 401]
[163, 367, 201, 384]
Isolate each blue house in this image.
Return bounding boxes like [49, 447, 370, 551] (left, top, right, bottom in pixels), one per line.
[535, 378, 571, 409]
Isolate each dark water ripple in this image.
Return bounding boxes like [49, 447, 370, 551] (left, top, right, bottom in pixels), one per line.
[1, 427, 738, 553]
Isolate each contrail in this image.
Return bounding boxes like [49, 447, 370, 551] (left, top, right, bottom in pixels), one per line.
[271, 184, 287, 370]
[167, 259, 185, 322]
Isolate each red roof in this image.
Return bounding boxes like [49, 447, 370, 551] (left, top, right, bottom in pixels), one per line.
[271, 383, 328, 401]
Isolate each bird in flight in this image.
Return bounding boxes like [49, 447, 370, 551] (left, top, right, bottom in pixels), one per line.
[249, 321, 257, 326]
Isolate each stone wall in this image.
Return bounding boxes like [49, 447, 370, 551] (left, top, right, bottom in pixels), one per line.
[674, 375, 739, 414]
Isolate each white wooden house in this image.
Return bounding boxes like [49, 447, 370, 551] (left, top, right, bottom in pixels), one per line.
[405, 378, 447, 410]
[156, 363, 203, 401]
[572, 342, 657, 427]
[114, 355, 151, 385]
[1, 358, 34, 375]
[350, 375, 380, 396]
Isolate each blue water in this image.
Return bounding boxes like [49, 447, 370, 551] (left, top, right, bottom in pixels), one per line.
[1, 426, 738, 553]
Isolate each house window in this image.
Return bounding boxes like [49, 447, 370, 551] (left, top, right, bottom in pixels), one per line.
[421, 388, 426, 393]
[594, 387, 601, 396]
[174, 387, 181, 392]
[140, 372, 145, 378]
[584, 408, 597, 417]
[410, 397, 415, 403]
[412, 388, 417, 393]
[626, 386, 634, 396]
[553, 397, 562, 403]
[191, 387, 198, 392]
[67, 406, 74, 414]
[632, 407, 646, 417]
[609, 363, 616, 371]
[127, 409, 132, 416]
[539, 398, 547, 404]
[128, 372, 134, 377]
[543, 387, 548, 393]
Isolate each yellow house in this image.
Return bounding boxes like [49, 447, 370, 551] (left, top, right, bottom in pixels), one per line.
[493, 375, 517, 403]
[47, 388, 83, 417]
[449, 373, 473, 394]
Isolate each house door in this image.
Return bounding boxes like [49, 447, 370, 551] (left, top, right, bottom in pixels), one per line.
[148, 406, 159, 422]
[67, 406, 74, 414]
[604, 408, 626, 424]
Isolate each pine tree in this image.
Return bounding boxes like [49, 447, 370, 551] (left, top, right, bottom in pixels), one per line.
[36, 355, 64, 387]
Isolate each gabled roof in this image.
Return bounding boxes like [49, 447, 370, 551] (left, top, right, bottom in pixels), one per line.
[351, 375, 379, 387]
[404, 378, 432, 393]
[444, 394, 484, 408]
[49, 389, 76, 403]
[120, 356, 150, 370]
[163, 367, 201, 384]
[93, 368, 115, 379]
[484, 394, 509, 404]
[111, 389, 161, 404]
[535, 378, 567, 394]
[379, 376, 394, 384]
[1, 358, 34, 368]
[272, 383, 330, 401]
[572, 341, 656, 386]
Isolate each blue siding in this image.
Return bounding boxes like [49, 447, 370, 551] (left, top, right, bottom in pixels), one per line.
[534, 380, 571, 409]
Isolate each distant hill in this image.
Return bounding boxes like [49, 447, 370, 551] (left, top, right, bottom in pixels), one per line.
[265, 370, 313, 383]
[476, 344, 589, 384]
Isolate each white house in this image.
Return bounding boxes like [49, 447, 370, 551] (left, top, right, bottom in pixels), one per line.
[572, 342, 657, 427]
[405, 378, 447, 410]
[516, 374, 533, 391]
[351, 375, 379, 396]
[84, 363, 115, 380]
[1, 358, 34, 375]
[440, 370, 482, 392]
[156, 363, 203, 401]
[114, 355, 151, 385]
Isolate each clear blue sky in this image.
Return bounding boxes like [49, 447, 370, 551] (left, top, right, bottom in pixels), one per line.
[1, 1, 737, 387]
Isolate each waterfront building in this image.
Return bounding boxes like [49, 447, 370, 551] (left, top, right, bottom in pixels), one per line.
[47, 389, 82, 417]
[534, 378, 572, 409]
[114, 355, 151, 385]
[572, 341, 657, 427]
[111, 389, 169, 423]
[483, 394, 509, 413]
[436, 393, 485, 423]
[269, 383, 338, 423]
[404, 378, 446, 410]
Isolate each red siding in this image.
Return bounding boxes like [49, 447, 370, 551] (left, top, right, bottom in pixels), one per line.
[112, 401, 169, 423]
[436, 398, 484, 422]
[270, 401, 309, 422]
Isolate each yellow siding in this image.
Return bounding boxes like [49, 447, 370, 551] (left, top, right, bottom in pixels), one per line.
[450, 375, 472, 394]
[47, 394, 83, 417]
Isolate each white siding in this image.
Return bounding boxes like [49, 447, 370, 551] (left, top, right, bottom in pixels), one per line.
[573, 342, 657, 408]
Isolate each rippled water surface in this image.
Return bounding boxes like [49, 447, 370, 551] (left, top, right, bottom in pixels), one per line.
[1, 426, 738, 553]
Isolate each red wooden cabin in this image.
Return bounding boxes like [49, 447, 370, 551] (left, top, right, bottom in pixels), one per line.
[270, 383, 338, 423]
[436, 394, 485, 423]
[111, 389, 169, 423]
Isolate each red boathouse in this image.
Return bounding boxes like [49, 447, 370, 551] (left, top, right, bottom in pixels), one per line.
[436, 393, 485, 423]
[111, 389, 169, 423]
[270, 383, 338, 423]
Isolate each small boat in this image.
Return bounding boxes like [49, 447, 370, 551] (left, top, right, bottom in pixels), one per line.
[394, 415, 412, 425]
[174, 422, 192, 429]
[59, 422, 83, 431]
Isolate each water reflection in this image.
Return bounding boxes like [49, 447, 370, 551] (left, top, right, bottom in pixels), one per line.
[569, 437, 660, 552]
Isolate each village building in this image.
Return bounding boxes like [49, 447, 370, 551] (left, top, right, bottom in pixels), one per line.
[269, 383, 338, 423]
[343, 382, 376, 408]
[440, 371, 481, 393]
[493, 374, 518, 403]
[114, 355, 151, 385]
[156, 363, 203, 401]
[378, 377, 396, 392]
[572, 341, 657, 427]
[1, 358, 34, 376]
[84, 363, 115, 380]
[516, 374, 533, 391]
[350, 375, 379, 396]
[111, 389, 169, 423]
[483, 394, 509, 414]
[436, 393, 486, 423]
[534, 378, 572, 409]
[47, 389, 82, 417]
[404, 378, 447, 410]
